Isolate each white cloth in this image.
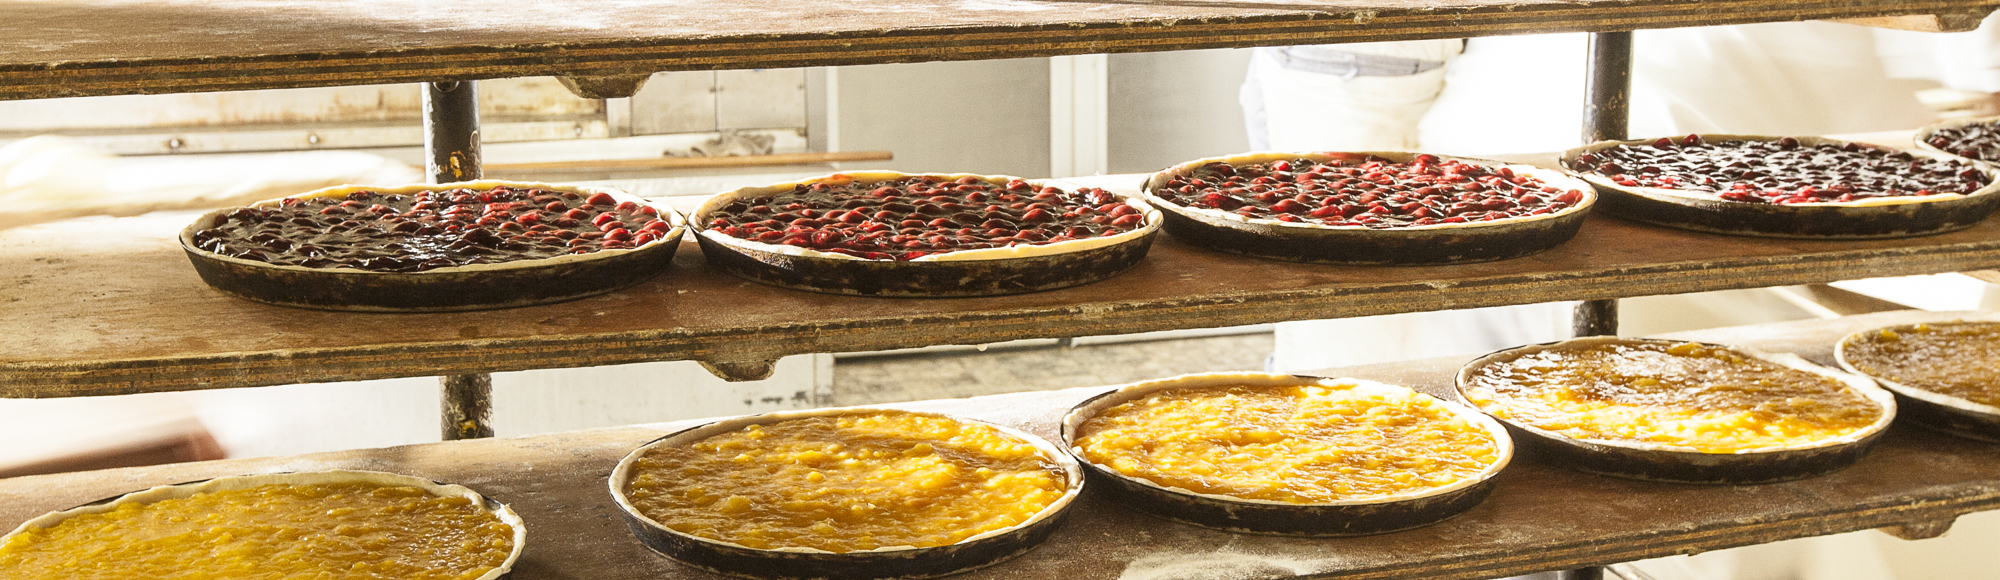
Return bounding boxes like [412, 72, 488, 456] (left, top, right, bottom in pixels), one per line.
[1876, 11, 2000, 92]
[0, 135, 422, 231]
[1421, 22, 1943, 158]
[1418, 34, 1593, 156]
[1242, 40, 1563, 373]
[1241, 41, 1461, 151]
[1630, 21, 1937, 136]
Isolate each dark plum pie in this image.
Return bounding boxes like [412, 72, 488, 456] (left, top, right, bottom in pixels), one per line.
[180, 180, 685, 312]
[1139, 151, 1597, 265]
[1571, 134, 1987, 205]
[1918, 116, 2000, 163]
[1564, 135, 2000, 238]
[692, 171, 1160, 296]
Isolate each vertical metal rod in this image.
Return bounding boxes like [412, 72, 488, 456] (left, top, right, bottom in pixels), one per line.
[1558, 567, 1607, 580]
[1573, 298, 1619, 337]
[424, 80, 493, 441]
[1574, 31, 1632, 339]
[1582, 31, 1633, 145]
[441, 374, 495, 440]
[423, 81, 482, 184]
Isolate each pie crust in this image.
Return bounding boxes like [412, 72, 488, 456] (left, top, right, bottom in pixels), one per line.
[692, 171, 1162, 296]
[0, 470, 527, 580]
[1456, 337, 1896, 484]
[610, 407, 1084, 580]
[1563, 135, 2000, 238]
[1061, 372, 1512, 536]
[179, 179, 686, 312]
[1139, 151, 1598, 265]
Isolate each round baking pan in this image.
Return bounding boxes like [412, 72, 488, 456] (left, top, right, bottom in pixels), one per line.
[1137, 151, 1597, 265]
[1561, 135, 2000, 239]
[1061, 372, 1513, 536]
[1456, 337, 1897, 484]
[180, 180, 685, 312]
[0, 470, 527, 580]
[692, 171, 1161, 297]
[1837, 321, 2000, 443]
[608, 407, 1085, 580]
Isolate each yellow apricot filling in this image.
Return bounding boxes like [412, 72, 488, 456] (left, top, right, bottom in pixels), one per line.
[1843, 322, 2000, 408]
[1463, 340, 1884, 453]
[0, 482, 515, 580]
[623, 410, 1066, 552]
[1073, 381, 1500, 504]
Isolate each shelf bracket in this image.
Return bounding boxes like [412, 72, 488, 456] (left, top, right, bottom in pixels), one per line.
[441, 373, 496, 440]
[558, 74, 654, 99]
[1879, 518, 1957, 540]
[425, 79, 494, 441]
[698, 359, 780, 382]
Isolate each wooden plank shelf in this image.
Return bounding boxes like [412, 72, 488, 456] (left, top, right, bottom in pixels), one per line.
[4, 0, 1998, 101]
[4, 310, 1995, 580]
[12, 162, 2000, 397]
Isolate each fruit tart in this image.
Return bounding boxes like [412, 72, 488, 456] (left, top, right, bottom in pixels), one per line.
[1063, 372, 1511, 536]
[1140, 151, 1596, 265]
[1457, 337, 1895, 483]
[180, 180, 685, 311]
[1916, 116, 2000, 164]
[692, 171, 1161, 296]
[1838, 320, 2000, 442]
[0, 470, 526, 580]
[611, 408, 1083, 580]
[1563, 134, 2000, 238]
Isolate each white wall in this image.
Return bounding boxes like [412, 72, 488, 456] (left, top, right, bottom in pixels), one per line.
[829, 50, 1253, 179]
[1108, 49, 1254, 174]
[833, 58, 1053, 178]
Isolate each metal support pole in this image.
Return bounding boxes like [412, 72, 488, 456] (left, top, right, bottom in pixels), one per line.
[424, 80, 493, 441]
[1582, 32, 1632, 145]
[441, 373, 495, 440]
[1574, 31, 1632, 340]
[423, 81, 482, 184]
[1573, 298, 1619, 337]
[1559, 30, 1633, 580]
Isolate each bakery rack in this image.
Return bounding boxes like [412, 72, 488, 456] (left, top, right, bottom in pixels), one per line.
[6, 0, 2000, 578]
[3, 311, 1997, 580]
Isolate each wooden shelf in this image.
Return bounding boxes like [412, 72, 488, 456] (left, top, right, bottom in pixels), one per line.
[4, 310, 1995, 580]
[14, 163, 2000, 397]
[4, 0, 1998, 100]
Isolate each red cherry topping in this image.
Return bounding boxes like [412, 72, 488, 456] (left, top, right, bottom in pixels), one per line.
[704, 176, 1146, 261]
[1156, 156, 1584, 228]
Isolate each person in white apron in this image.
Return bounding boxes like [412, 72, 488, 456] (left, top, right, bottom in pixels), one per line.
[1239, 40, 1573, 373]
[1246, 18, 2000, 580]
